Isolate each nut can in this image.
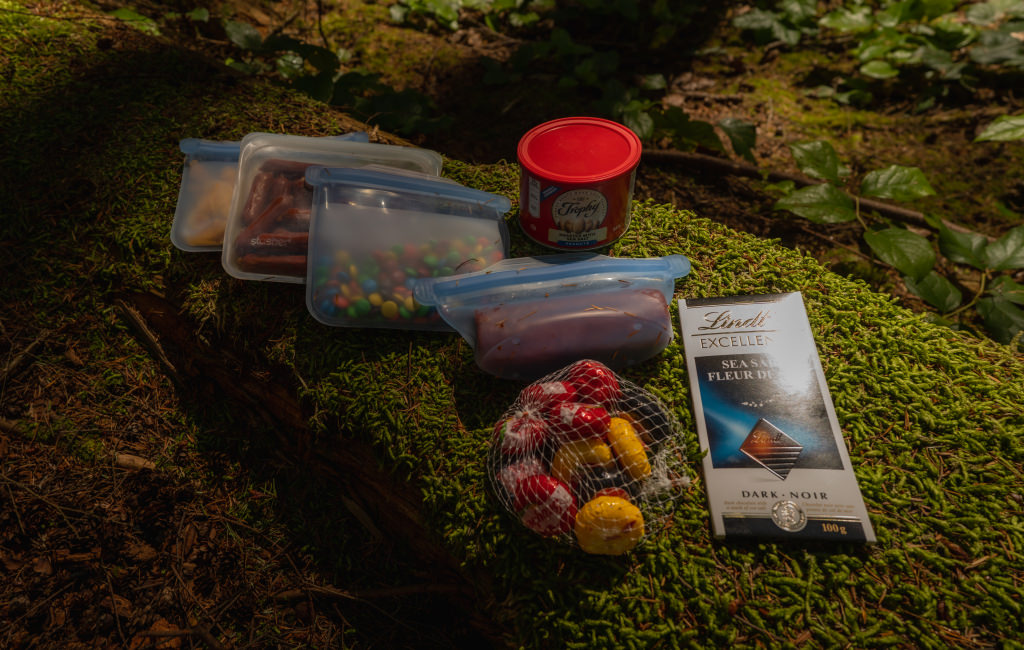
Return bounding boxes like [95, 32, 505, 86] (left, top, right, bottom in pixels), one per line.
[517, 117, 642, 250]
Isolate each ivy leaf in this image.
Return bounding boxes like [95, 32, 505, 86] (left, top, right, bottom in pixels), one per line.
[977, 296, 1024, 344]
[938, 225, 989, 270]
[989, 276, 1024, 305]
[860, 165, 936, 201]
[774, 183, 857, 224]
[622, 110, 655, 140]
[983, 225, 1024, 270]
[819, 6, 874, 32]
[904, 271, 962, 312]
[677, 119, 724, 153]
[109, 8, 161, 36]
[863, 227, 936, 280]
[975, 114, 1024, 142]
[860, 60, 900, 79]
[789, 140, 843, 183]
[719, 118, 757, 163]
[638, 74, 667, 90]
[224, 20, 263, 50]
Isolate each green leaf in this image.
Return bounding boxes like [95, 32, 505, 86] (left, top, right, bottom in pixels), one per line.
[904, 271, 962, 312]
[920, 0, 956, 19]
[638, 74, 667, 90]
[819, 6, 873, 32]
[622, 110, 655, 140]
[983, 225, 1024, 270]
[860, 59, 900, 79]
[718, 118, 757, 164]
[186, 8, 209, 22]
[975, 114, 1024, 142]
[789, 140, 843, 183]
[938, 225, 989, 269]
[863, 227, 936, 280]
[977, 296, 1024, 343]
[860, 165, 936, 201]
[965, 2, 999, 26]
[677, 119, 724, 152]
[109, 8, 160, 36]
[969, 30, 1023, 64]
[774, 183, 857, 224]
[224, 20, 263, 50]
[989, 276, 1024, 305]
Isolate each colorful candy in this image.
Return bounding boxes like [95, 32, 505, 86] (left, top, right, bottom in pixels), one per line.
[494, 411, 548, 456]
[574, 495, 645, 555]
[607, 417, 651, 481]
[548, 402, 610, 441]
[310, 236, 502, 326]
[550, 438, 615, 484]
[566, 360, 621, 406]
[513, 475, 577, 537]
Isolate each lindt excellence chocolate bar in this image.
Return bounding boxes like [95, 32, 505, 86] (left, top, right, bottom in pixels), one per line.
[678, 292, 876, 543]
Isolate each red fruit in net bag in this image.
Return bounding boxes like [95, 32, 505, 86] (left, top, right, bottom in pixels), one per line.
[493, 411, 548, 456]
[513, 474, 577, 537]
[566, 360, 621, 406]
[496, 456, 546, 498]
[520, 381, 577, 410]
[548, 402, 610, 441]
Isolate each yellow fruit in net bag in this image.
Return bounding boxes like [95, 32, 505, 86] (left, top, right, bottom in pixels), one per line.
[574, 495, 645, 555]
[550, 438, 615, 484]
[607, 417, 651, 481]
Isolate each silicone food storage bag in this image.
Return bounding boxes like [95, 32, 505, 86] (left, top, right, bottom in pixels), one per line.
[304, 166, 512, 331]
[170, 132, 369, 252]
[221, 133, 443, 283]
[413, 253, 691, 379]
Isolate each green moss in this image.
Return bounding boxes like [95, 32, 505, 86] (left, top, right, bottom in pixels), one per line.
[4, 2, 1024, 647]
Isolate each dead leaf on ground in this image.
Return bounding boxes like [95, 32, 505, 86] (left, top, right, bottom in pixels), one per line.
[115, 453, 156, 471]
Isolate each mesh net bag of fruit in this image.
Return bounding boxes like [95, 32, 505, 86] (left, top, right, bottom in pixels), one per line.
[488, 359, 691, 555]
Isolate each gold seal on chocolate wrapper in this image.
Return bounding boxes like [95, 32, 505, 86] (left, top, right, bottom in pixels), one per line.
[771, 500, 807, 533]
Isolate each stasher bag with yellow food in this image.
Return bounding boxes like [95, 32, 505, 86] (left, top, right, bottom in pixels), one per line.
[488, 359, 693, 555]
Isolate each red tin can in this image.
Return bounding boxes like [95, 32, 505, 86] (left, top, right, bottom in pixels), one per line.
[517, 117, 642, 250]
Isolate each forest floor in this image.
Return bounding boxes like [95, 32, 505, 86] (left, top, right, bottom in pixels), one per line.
[2, 0, 1023, 648]
[128, 0, 1024, 318]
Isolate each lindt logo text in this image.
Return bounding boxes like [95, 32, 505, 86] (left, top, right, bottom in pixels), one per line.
[698, 309, 771, 330]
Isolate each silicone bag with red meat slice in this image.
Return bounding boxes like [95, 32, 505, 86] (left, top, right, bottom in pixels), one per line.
[412, 253, 690, 380]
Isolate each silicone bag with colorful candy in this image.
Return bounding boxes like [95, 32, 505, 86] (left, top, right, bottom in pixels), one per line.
[304, 166, 511, 330]
[412, 253, 690, 379]
[488, 359, 690, 554]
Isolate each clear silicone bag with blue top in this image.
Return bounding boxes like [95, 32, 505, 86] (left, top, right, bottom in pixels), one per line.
[304, 166, 512, 330]
[171, 132, 369, 252]
[413, 253, 691, 379]
[220, 132, 441, 282]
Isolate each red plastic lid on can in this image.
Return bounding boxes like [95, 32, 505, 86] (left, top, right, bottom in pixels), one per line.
[517, 117, 642, 184]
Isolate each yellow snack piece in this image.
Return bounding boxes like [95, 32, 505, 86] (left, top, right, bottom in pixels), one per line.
[574, 495, 645, 555]
[550, 438, 615, 484]
[607, 417, 651, 481]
